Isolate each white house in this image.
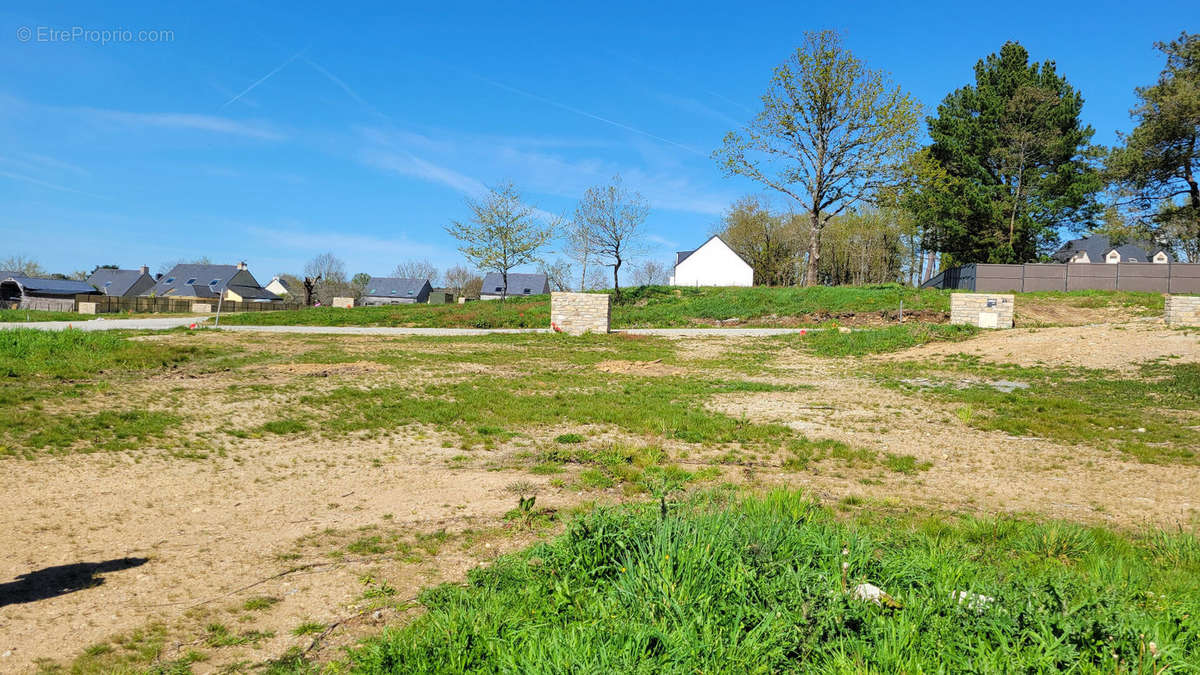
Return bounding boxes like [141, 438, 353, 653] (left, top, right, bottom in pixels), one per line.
[669, 235, 753, 287]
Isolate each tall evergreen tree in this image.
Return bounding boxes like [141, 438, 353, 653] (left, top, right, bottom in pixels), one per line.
[915, 42, 1102, 263]
[1106, 32, 1200, 262]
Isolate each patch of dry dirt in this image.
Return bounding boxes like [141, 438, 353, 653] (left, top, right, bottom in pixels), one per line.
[1014, 298, 1151, 326]
[595, 359, 686, 376]
[876, 322, 1200, 372]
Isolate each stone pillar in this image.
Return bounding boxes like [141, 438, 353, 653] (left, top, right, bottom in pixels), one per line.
[551, 292, 611, 335]
[190, 303, 213, 313]
[950, 293, 1014, 329]
[77, 302, 98, 315]
[1165, 295, 1200, 326]
[331, 297, 355, 309]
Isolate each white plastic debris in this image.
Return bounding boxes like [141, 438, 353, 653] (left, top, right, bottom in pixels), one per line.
[852, 583, 902, 608]
[950, 590, 995, 612]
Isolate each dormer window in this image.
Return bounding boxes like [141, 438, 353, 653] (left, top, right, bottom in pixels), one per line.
[186, 278, 197, 285]
[165, 277, 175, 284]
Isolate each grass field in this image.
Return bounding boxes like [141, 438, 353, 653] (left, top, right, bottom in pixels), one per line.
[345, 490, 1200, 673]
[5, 314, 1199, 673]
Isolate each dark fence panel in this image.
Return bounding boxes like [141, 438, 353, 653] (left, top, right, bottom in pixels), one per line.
[925, 263, 1200, 293]
[75, 295, 305, 314]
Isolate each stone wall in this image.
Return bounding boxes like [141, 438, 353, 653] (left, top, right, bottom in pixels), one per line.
[77, 302, 97, 315]
[950, 293, 1014, 329]
[331, 297, 355, 309]
[1165, 295, 1200, 326]
[190, 303, 213, 313]
[551, 292, 610, 335]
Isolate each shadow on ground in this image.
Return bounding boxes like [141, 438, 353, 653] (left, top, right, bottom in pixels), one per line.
[0, 557, 149, 607]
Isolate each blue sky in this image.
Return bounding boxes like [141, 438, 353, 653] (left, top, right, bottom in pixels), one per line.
[1, 1, 1193, 279]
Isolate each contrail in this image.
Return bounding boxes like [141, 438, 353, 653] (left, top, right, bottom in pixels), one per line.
[220, 47, 308, 110]
[463, 71, 705, 157]
[304, 57, 387, 119]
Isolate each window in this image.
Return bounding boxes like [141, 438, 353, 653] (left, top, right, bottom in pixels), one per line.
[390, 289, 397, 294]
[165, 277, 175, 284]
[368, 288, 376, 294]
[210, 279, 220, 286]
[103, 281, 112, 287]
[494, 286, 503, 292]
[407, 290, 414, 295]
[186, 278, 197, 285]
[523, 288, 531, 294]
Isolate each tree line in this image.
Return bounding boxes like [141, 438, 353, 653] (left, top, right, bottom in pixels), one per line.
[714, 30, 1199, 285]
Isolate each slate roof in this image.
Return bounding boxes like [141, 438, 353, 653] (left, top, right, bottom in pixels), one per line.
[149, 264, 279, 300]
[87, 269, 153, 296]
[480, 272, 549, 296]
[1051, 234, 1167, 263]
[0, 274, 97, 295]
[362, 277, 431, 299]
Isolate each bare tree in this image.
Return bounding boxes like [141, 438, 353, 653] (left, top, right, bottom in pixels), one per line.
[445, 182, 554, 302]
[443, 265, 478, 296]
[538, 258, 574, 291]
[304, 252, 346, 283]
[714, 30, 920, 285]
[575, 175, 649, 299]
[0, 255, 45, 277]
[630, 260, 668, 286]
[563, 214, 595, 291]
[392, 259, 439, 284]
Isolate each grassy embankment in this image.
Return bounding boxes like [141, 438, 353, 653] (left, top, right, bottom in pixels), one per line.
[323, 489, 1200, 673]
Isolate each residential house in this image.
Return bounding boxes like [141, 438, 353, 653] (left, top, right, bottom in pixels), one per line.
[669, 235, 754, 287]
[0, 273, 97, 311]
[1051, 234, 1171, 264]
[148, 262, 281, 302]
[479, 272, 550, 300]
[87, 266, 156, 297]
[360, 277, 432, 305]
[264, 276, 292, 298]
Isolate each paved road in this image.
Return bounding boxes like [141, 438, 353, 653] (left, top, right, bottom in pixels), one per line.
[0, 316, 205, 331]
[1, 318, 818, 337]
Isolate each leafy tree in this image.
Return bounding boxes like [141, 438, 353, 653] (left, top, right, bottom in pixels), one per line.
[715, 30, 920, 285]
[917, 42, 1103, 263]
[391, 259, 439, 284]
[445, 183, 554, 302]
[716, 196, 806, 286]
[350, 272, 372, 292]
[1106, 32, 1200, 262]
[574, 175, 648, 299]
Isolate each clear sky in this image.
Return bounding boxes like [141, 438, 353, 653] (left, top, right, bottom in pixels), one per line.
[1, 1, 1194, 279]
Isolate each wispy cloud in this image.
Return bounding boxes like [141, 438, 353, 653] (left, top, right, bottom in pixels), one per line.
[360, 147, 488, 197]
[81, 108, 285, 140]
[646, 233, 679, 249]
[15, 152, 90, 176]
[305, 57, 388, 120]
[460, 71, 706, 157]
[220, 48, 308, 110]
[0, 169, 108, 199]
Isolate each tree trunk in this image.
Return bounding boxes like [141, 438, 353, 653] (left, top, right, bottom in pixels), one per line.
[578, 260, 587, 292]
[612, 257, 622, 300]
[804, 211, 821, 286]
[500, 270, 508, 303]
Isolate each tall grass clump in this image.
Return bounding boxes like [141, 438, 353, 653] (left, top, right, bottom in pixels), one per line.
[344, 490, 1200, 673]
[0, 328, 203, 379]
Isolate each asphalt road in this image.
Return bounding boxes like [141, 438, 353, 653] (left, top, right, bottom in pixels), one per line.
[1, 318, 816, 337]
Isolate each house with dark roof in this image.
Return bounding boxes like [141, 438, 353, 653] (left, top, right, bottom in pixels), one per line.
[0, 273, 98, 311]
[148, 262, 281, 302]
[264, 276, 292, 298]
[360, 277, 432, 305]
[87, 266, 156, 298]
[669, 235, 753, 287]
[1051, 234, 1171, 264]
[479, 272, 550, 300]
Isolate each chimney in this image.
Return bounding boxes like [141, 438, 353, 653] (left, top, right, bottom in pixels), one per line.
[236, 261, 247, 271]
[139, 265, 149, 276]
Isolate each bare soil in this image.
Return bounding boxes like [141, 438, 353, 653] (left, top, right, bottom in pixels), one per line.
[2, 323, 1198, 672]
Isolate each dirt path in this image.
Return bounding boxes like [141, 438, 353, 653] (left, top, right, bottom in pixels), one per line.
[0, 433, 580, 673]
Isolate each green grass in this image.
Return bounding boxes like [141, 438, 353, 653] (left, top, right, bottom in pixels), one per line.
[874, 356, 1200, 464]
[0, 308, 91, 322]
[799, 323, 979, 357]
[3, 409, 180, 457]
[0, 328, 208, 379]
[334, 489, 1200, 673]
